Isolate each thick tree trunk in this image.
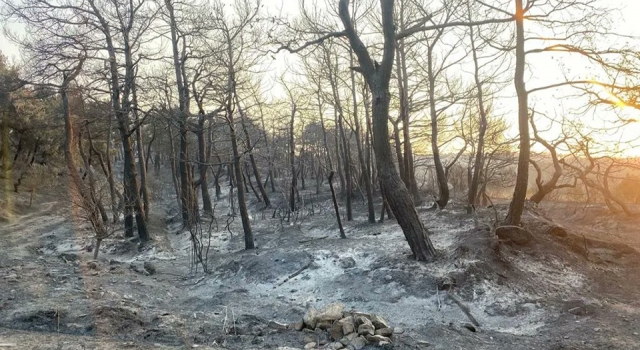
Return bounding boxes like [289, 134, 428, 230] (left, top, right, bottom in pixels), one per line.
[505, 0, 530, 226]
[372, 90, 436, 260]
[338, 0, 436, 260]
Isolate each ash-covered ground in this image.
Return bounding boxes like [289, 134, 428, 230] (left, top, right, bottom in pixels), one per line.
[2, 181, 640, 349]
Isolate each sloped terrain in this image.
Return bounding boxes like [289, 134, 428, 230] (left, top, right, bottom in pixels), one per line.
[2, 187, 640, 349]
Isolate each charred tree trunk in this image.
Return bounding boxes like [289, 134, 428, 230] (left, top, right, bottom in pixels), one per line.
[289, 104, 297, 212]
[329, 171, 346, 238]
[338, 0, 436, 260]
[132, 82, 149, 218]
[505, 0, 530, 226]
[350, 53, 375, 223]
[197, 114, 213, 215]
[239, 107, 270, 207]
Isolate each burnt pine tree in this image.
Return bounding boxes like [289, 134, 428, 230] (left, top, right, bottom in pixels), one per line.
[338, 0, 436, 260]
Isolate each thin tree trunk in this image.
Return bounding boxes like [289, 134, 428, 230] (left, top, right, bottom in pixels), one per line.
[132, 81, 149, 218]
[239, 104, 270, 207]
[350, 53, 375, 223]
[329, 171, 346, 238]
[197, 114, 213, 214]
[289, 104, 297, 212]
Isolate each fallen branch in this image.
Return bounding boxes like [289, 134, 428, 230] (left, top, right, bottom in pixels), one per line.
[277, 260, 313, 287]
[447, 292, 480, 327]
[298, 235, 328, 244]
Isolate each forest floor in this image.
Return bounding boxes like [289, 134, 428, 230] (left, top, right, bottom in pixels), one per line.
[2, 178, 640, 349]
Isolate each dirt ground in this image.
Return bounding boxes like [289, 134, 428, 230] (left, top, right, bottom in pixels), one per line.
[2, 181, 640, 349]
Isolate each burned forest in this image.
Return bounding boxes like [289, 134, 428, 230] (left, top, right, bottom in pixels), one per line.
[2, 0, 640, 349]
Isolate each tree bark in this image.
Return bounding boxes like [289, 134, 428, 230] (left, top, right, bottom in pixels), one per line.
[350, 53, 375, 223]
[289, 104, 297, 212]
[329, 171, 346, 238]
[338, 0, 436, 261]
[505, 0, 530, 226]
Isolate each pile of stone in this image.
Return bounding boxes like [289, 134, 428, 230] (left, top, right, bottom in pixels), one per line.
[292, 303, 400, 350]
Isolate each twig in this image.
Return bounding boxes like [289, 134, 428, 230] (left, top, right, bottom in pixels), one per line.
[298, 235, 328, 244]
[447, 292, 480, 327]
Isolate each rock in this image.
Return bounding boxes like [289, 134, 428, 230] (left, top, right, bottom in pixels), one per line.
[328, 341, 344, 349]
[304, 342, 317, 349]
[304, 308, 318, 329]
[317, 320, 332, 330]
[375, 327, 393, 337]
[317, 303, 345, 323]
[331, 321, 344, 341]
[350, 336, 368, 350]
[339, 257, 356, 269]
[337, 316, 355, 336]
[313, 327, 330, 345]
[268, 320, 289, 330]
[340, 333, 358, 345]
[366, 334, 391, 344]
[87, 261, 98, 270]
[289, 320, 305, 331]
[356, 317, 374, 336]
[394, 327, 405, 334]
[143, 262, 156, 275]
[369, 314, 389, 329]
[416, 340, 431, 347]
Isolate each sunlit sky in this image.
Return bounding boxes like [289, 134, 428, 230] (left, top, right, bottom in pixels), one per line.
[1, 0, 639, 156]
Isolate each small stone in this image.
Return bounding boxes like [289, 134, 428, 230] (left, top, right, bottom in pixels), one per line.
[304, 342, 317, 349]
[337, 316, 355, 335]
[339, 257, 356, 269]
[316, 320, 332, 330]
[289, 320, 304, 331]
[87, 261, 98, 270]
[317, 303, 345, 323]
[331, 321, 344, 341]
[340, 333, 357, 345]
[369, 314, 389, 329]
[304, 308, 318, 329]
[384, 275, 392, 282]
[350, 336, 368, 350]
[328, 341, 344, 350]
[143, 262, 156, 275]
[356, 317, 374, 336]
[394, 327, 405, 334]
[375, 327, 393, 337]
[365, 334, 391, 344]
[268, 320, 288, 330]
